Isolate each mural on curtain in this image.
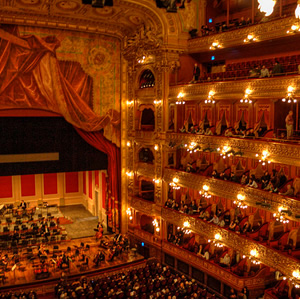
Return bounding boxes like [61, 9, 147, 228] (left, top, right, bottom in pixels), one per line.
[0, 24, 121, 231]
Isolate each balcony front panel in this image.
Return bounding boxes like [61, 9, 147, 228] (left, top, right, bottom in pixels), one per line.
[164, 168, 300, 219]
[129, 195, 157, 216]
[162, 241, 273, 291]
[137, 162, 155, 178]
[166, 132, 300, 168]
[169, 76, 300, 100]
[132, 227, 162, 248]
[188, 17, 296, 54]
[162, 207, 300, 281]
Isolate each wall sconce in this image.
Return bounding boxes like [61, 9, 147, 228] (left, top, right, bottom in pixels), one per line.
[217, 145, 232, 158]
[176, 92, 185, 105]
[126, 100, 134, 106]
[240, 88, 252, 103]
[137, 55, 146, 64]
[126, 208, 133, 220]
[154, 100, 162, 105]
[282, 86, 297, 103]
[154, 144, 159, 151]
[207, 234, 223, 247]
[126, 171, 133, 177]
[185, 142, 201, 153]
[244, 34, 257, 43]
[258, 0, 276, 16]
[255, 150, 271, 165]
[204, 90, 215, 104]
[153, 178, 160, 184]
[210, 41, 221, 50]
[181, 221, 191, 234]
[127, 141, 131, 147]
[152, 218, 160, 232]
[287, 24, 300, 34]
[296, 0, 300, 19]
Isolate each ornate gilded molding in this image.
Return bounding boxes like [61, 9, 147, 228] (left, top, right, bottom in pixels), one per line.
[188, 17, 297, 53]
[131, 227, 162, 247]
[164, 168, 300, 220]
[169, 76, 300, 100]
[162, 241, 274, 290]
[130, 196, 157, 216]
[137, 162, 155, 178]
[165, 133, 300, 167]
[162, 208, 300, 280]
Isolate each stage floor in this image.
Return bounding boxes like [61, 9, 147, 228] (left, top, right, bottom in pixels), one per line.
[59, 205, 99, 239]
[0, 235, 144, 291]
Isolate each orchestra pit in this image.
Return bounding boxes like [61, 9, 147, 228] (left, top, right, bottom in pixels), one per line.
[1, 0, 300, 298]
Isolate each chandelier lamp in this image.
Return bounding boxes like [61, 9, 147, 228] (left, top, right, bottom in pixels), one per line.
[244, 34, 257, 43]
[204, 90, 215, 103]
[176, 92, 185, 105]
[199, 184, 212, 199]
[240, 88, 252, 103]
[170, 177, 180, 190]
[255, 150, 271, 165]
[258, 0, 276, 16]
[233, 194, 247, 209]
[209, 41, 222, 50]
[282, 86, 297, 103]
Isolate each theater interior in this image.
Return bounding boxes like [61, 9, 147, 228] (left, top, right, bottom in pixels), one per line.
[0, 0, 300, 298]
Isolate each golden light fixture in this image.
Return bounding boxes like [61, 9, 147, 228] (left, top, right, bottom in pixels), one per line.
[282, 86, 297, 103]
[293, 271, 300, 279]
[126, 208, 133, 220]
[126, 141, 131, 147]
[204, 90, 215, 104]
[250, 249, 257, 257]
[152, 178, 160, 184]
[126, 171, 133, 177]
[169, 177, 180, 190]
[210, 41, 222, 50]
[126, 100, 134, 105]
[137, 55, 146, 64]
[234, 194, 247, 209]
[296, 0, 300, 19]
[244, 34, 257, 43]
[154, 144, 159, 151]
[154, 100, 162, 105]
[199, 184, 211, 199]
[258, 0, 276, 16]
[287, 23, 300, 34]
[217, 145, 232, 159]
[255, 150, 271, 165]
[183, 221, 190, 228]
[240, 88, 252, 103]
[176, 92, 185, 105]
[214, 233, 221, 240]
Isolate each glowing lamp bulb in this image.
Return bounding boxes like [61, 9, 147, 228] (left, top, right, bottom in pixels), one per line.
[250, 249, 257, 257]
[177, 92, 184, 99]
[214, 233, 221, 240]
[154, 144, 159, 151]
[173, 177, 179, 183]
[127, 141, 131, 147]
[183, 221, 190, 228]
[296, 1, 300, 19]
[293, 271, 300, 278]
[203, 185, 209, 192]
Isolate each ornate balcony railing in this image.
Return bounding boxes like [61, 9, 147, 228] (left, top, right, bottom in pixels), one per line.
[169, 75, 300, 100]
[162, 241, 274, 291]
[166, 132, 300, 167]
[188, 17, 296, 54]
[164, 168, 300, 220]
[162, 207, 300, 281]
[137, 162, 155, 178]
[129, 195, 157, 216]
[131, 227, 162, 248]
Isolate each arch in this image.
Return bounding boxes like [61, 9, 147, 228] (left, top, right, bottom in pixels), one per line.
[139, 69, 155, 89]
[138, 147, 154, 163]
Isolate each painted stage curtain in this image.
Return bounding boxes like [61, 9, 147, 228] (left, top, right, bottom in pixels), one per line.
[75, 128, 121, 232]
[0, 26, 120, 145]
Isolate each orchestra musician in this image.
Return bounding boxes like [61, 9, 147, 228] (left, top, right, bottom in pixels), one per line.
[95, 223, 103, 241]
[113, 233, 123, 245]
[93, 250, 105, 267]
[19, 200, 27, 210]
[108, 246, 117, 262]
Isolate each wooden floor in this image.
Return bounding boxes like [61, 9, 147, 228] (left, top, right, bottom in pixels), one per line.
[0, 235, 144, 290]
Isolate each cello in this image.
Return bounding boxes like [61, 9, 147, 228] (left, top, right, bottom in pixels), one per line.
[95, 224, 103, 240]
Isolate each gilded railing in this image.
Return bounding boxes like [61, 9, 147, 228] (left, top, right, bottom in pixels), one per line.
[166, 132, 300, 167]
[169, 76, 300, 100]
[137, 162, 156, 178]
[162, 241, 274, 290]
[188, 17, 296, 53]
[162, 207, 300, 281]
[164, 168, 300, 220]
[129, 195, 157, 215]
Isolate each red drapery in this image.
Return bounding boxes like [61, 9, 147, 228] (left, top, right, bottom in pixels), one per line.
[75, 128, 121, 231]
[0, 26, 120, 145]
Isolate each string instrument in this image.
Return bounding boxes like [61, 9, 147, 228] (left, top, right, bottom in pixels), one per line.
[108, 247, 116, 261]
[93, 252, 105, 265]
[56, 256, 63, 268]
[95, 226, 103, 240]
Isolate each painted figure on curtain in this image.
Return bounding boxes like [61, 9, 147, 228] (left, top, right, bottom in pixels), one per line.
[0, 24, 121, 146]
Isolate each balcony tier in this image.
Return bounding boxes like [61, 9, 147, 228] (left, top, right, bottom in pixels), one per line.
[161, 207, 300, 281]
[162, 241, 274, 292]
[164, 168, 300, 221]
[166, 132, 300, 167]
[188, 17, 296, 54]
[169, 75, 300, 100]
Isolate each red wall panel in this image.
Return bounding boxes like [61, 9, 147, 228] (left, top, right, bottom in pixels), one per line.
[89, 171, 93, 199]
[83, 171, 86, 195]
[44, 173, 57, 195]
[102, 172, 106, 209]
[95, 171, 99, 188]
[65, 172, 79, 194]
[0, 176, 12, 198]
[21, 175, 35, 197]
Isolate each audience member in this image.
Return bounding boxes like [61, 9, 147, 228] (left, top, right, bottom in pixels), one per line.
[272, 61, 284, 75]
[285, 110, 294, 139]
[260, 65, 270, 78]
